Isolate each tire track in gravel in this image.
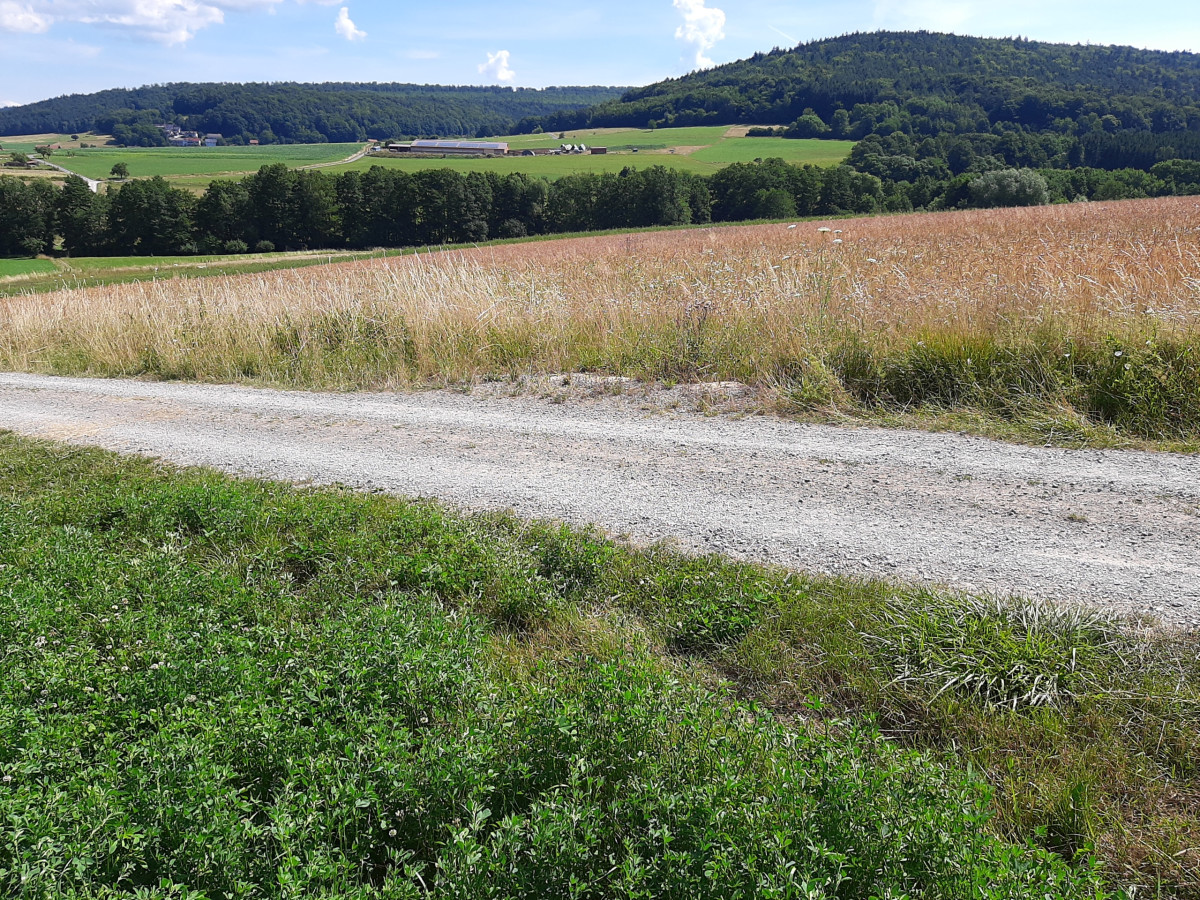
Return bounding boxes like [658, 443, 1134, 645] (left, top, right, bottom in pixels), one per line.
[2, 372, 1198, 628]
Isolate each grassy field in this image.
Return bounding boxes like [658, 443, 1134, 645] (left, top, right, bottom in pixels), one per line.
[0, 249, 398, 295]
[0, 258, 57, 278]
[41, 142, 364, 181]
[3, 432, 1197, 896]
[0, 132, 99, 153]
[492, 125, 851, 163]
[497, 125, 749, 150]
[4, 196, 1197, 447]
[334, 152, 721, 177]
[338, 128, 852, 178]
[22, 127, 851, 187]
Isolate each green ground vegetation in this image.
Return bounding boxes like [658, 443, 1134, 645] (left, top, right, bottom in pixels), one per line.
[0, 133, 94, 153]
[344, 128, 852, 179]
[336, 152, 719, 178]
[29, 129, 851, 187]
[45, 142, 364, 181]
[0, 433, 1196, 897]
[0, 258, 57, 278]
[689, 136, 851, 164]
[0, 249, 396, 295]
[498, 125, 760, 151]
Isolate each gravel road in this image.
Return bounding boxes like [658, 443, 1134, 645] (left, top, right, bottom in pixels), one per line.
[2, 372, 1198, 628]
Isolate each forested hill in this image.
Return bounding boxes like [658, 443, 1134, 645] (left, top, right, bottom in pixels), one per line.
[0, 83, 625, 145]
[526, 31, 1200, 138]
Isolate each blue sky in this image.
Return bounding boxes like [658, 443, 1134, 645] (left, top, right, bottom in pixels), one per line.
[2, 0, 1199, 108]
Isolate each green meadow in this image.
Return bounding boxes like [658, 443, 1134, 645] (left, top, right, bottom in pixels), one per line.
[0, 258, 57, 278]
[0, 249, 391, 296]
[334, 152, 720, 177]
[6, 432, 1198, 897]
[28, 128, 853, 188]
[341, 127, 853, 178]
[0, 133, 85, 153]
[42, 142, 364, 181]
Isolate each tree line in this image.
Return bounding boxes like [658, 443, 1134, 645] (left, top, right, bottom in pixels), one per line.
[4, 162, 870, 257]
[6, 154, 1200, 260]
[0, 84, 624, 148]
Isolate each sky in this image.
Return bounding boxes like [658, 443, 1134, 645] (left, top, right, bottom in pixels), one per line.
[2, 0, 1200, 108]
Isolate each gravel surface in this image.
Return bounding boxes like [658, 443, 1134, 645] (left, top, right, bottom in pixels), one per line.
[2, 372, 1198, 629]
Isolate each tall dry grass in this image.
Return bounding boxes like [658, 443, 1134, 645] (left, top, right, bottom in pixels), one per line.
[3, 197, 1199, 437]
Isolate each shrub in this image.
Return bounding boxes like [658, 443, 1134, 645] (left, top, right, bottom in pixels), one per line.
[968, 168, 1050, 208]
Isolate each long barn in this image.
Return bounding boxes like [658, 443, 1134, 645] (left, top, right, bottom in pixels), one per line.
[386, 140, 509, 157]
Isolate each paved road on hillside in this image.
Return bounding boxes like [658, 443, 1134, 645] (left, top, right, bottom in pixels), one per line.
[2, 373, 1197, 628]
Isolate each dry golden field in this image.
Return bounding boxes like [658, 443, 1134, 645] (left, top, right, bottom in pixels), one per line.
[3, 196, 1199, 440]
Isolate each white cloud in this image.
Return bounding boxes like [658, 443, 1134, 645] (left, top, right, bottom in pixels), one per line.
[1, 100, 24, 107]
[84, 0, 226, 44]
[334, 6, 364, 40]
[674, 0, 725, 69]
[0, 0, 288, 43]
[478, 49, 515, 83]
[0, 1, 51, 33]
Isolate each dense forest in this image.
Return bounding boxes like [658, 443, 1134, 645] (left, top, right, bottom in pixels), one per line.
[0, 84, 625, 146]
[4, 156, 1199, 260]
[529, 31, 1200, 137]
[525, 32, 1200, 173]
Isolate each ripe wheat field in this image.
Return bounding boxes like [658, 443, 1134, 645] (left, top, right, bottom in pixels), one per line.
[3, 196, 1198, 441]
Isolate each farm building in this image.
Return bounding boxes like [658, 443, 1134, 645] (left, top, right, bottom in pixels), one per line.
[387, 140, 509, 157]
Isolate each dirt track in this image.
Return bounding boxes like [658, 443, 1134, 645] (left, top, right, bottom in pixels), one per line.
[2, 373, 1198, 628]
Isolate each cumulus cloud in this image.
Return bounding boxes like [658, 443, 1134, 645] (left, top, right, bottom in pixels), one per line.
[334, 6, 364, 40]
[0, 0, 51, 33]
[674, 0, 725, 69]
[478, 49, 515, 83]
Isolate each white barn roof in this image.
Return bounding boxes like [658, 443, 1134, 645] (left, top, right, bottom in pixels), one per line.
[411, 140, 509, 151]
